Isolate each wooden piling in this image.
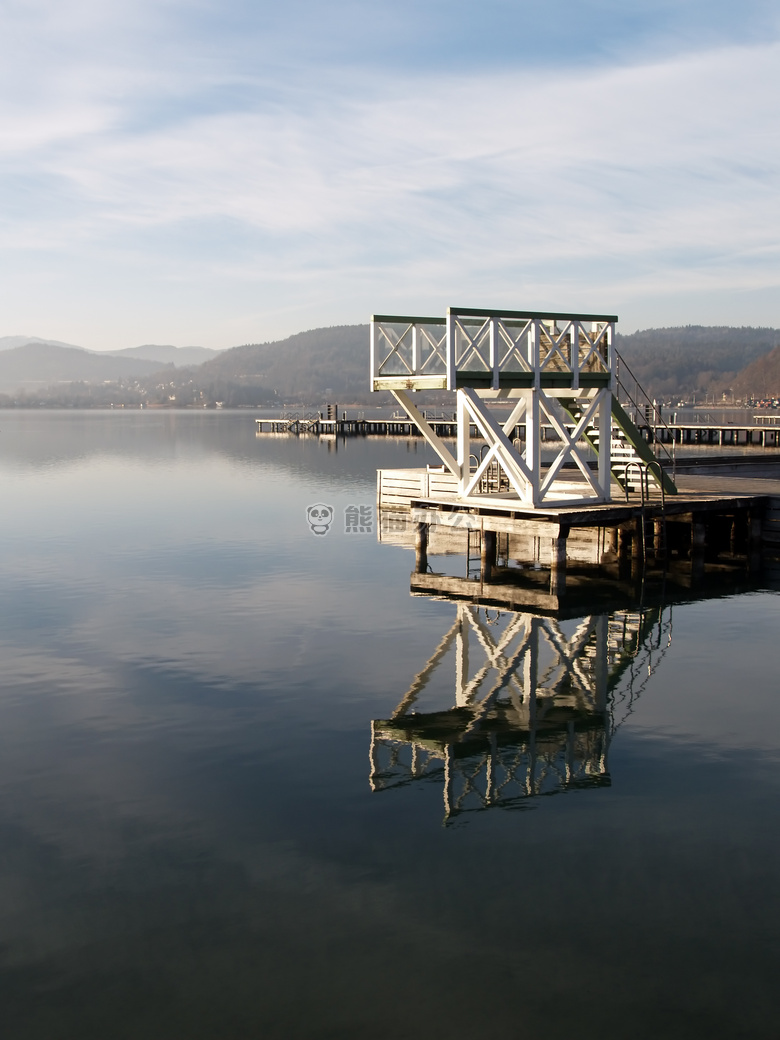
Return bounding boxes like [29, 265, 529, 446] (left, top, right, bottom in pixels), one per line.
[691, 515, 707, 555]
[414, 521, 429, 574]
[653, 518, 665, 560]
[550, 526, 569, 595]
[481, 530, 497, 582]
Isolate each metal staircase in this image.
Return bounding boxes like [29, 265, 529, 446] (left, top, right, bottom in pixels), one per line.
[609, 430, 648, 494]
[561, 351, 678, 500]
[612, 351, 678, 495]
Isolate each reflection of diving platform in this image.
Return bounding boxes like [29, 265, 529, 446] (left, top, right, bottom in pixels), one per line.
[370, 602, 672, 822]
[370, 513, 780, 821]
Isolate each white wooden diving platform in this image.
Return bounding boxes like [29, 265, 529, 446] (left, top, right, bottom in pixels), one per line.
[370, 307, 681, 506]
[368, 304, 780, 595]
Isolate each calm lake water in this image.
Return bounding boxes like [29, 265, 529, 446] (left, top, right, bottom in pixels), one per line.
[0, 411, 778, 1040]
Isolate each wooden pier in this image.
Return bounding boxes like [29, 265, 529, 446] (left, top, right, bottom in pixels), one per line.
[362, 305, 780, 596]
[654, 421, 780, 448]
[256, 413, 780, 448]
[378, 468, 780, 604]
[356, 303, 780, 604]
[256, 413, 459, 438]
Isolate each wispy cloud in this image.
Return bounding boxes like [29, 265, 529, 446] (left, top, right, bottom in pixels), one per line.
[0, 1, 778, 345]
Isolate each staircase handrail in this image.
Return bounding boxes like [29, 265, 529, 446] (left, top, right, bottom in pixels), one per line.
[622, 460, 649, 507]
[614, 350, 676, 474]
[645, 460, 667, 515]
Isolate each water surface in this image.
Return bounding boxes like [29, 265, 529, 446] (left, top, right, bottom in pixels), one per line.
[0, 411, 777, 1039]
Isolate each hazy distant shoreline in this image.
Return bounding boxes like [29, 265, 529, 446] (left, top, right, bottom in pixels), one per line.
[1, 323, 779, 407]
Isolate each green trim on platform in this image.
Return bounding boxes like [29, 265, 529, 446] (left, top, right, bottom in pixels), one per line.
[579, 373, 611, 387]
[449, 306, 618, 323]
[372, 314, 446, 325]
[493, 373, 535, 388]
[453, 372, 612, 390]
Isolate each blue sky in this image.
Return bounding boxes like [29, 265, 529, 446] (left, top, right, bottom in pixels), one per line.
[0, 0, 778, 349]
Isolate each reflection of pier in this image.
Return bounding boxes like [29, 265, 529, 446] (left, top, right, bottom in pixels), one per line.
[370, 602, 671, 821]
[380, 500, 776, 612]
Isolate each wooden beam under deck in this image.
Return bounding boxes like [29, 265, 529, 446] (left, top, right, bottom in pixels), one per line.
[409, 489, 773, 530]
[380, 469, 780, 607]
[381, 468, 780, 527]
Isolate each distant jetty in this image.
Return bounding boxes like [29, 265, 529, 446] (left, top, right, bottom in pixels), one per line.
[256, 410, 780, 448]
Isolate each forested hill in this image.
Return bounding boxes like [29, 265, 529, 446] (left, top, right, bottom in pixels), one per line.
[204, 322, 779, 401]
[2, 322, 779, 406]
[614, 325, 779, 398]
[732, 344, 780, 398]
[195, 325, 369, 399]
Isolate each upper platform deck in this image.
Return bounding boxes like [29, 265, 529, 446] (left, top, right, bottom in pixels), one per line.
[370, 306, 617, 394]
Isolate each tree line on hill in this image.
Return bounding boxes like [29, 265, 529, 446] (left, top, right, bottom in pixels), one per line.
[0, 323, 778, 408]
[615, 326, 779, 400]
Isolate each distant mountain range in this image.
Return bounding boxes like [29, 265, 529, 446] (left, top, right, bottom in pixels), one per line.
[0, 338, 223, 391]
[103, 344, 223, 366]
[0, 342, 168, 390]
[0, 335, 84, 352]
[1, 323, 778, 404]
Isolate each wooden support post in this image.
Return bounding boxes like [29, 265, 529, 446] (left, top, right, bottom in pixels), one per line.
[414, 521, 428, 574]
[748, 510, 763, 573]
[617, 525, 631, 579]
[481, 529, 497, 582]
[691, 516, 707, 555]
[617, 526, 630, 558]
[748, 511, 763, 550]
[632, 517, 644, 559]
[631, 550, 644, 582]
[691, 514, 706, 581]
[653, 518, 665, 560]
[550, 525, 569, 595]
